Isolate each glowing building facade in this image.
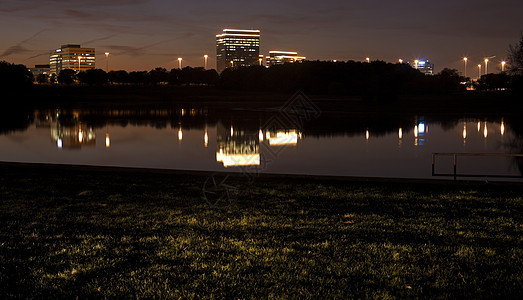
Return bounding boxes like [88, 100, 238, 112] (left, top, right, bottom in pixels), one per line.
[29, 64, 50, 78]
[216, 29, 260, 73]
[266, 51, 306, 67]
[410, 59, 434, 75]
[50, 44, 95, 75]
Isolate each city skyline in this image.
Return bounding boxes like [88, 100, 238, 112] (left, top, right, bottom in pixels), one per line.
[1, 0, 522, 72]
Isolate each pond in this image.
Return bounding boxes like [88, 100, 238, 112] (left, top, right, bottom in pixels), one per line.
[1, 106, 522, 181]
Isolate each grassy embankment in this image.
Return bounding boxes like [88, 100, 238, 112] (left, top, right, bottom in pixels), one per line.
[0, 163, 521, 298]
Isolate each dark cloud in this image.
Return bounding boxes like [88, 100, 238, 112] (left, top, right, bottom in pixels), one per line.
[0, 29, 51, 57]
[108, 33, 195, 57]
[24, 52, 49, 61]
[1, 45, 32, 57]
[82, 34, 120, 45]
[64, 9, 92, 19]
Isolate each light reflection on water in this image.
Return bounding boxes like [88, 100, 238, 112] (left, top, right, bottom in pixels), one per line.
[0, 108, 522, 181]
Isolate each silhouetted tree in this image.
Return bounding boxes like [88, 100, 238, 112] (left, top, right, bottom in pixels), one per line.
[149, 67, 169, 85]
[431, 68, 465, 93]
[508, 32, 523, 76]
[36, 74, 49, 84]
[57, 69, 76, 85]
[168, 69, 180, 85]
[77, 69, 108, 85]
[129, 71, 149, 85]
[477, 73, 511, 91]
[108, 70, 130, 84]
[203, 69, 219, 85]
[0, 61, 33, 92]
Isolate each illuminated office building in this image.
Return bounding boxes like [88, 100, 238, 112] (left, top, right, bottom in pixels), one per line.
[410, 59, 434, 75]
[29, 64, 50, 78]
[266, 51, 306, 67]
[216, 29, 260, 73]
[50, 44, 95, 75]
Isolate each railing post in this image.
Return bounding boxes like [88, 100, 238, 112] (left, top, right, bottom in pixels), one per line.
[453, 154, 457, 180]
[432, 154, 435, 176]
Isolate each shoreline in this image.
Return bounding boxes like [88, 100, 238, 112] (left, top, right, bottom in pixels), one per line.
[2, 160, 521, 186]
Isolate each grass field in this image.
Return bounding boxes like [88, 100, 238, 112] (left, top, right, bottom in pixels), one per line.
[0, 163, 522, 298]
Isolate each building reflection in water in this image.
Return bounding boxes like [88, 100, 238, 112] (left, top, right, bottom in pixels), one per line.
[48, 113, 96, 149]
[266, 130, 299, 146]
[216, 122, 260, 167]
[215, 122, 302, 168]
[463, 122, 467, 145]
[484, 122, 488, 139]
[398, 128, 403, 148]
[414, 117, 426, 147]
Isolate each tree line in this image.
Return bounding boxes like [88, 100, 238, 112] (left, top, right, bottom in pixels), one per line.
[42, 67, 219, 86]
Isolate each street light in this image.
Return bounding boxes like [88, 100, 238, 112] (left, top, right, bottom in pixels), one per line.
[105, 52, 110, 72]
[463, 57, 468, 78]
[230, 60, 234, 67]
[365, 57, 370, 63]
[477, 64, 482, 79]
[414, 60, 419, 69]
[259, 57, 263, 66]
[178, 57, 182, 69]
[484, 58, 489, 75]
[204, 55, 208, 69]
[398, 59, 403, 64]
[501, 61, 506, 72]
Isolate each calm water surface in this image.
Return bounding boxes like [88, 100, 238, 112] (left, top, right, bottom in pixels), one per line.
[1, 108, 522, 181]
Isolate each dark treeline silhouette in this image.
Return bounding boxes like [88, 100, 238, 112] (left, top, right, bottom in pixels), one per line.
[0, 61, 33, 93]
[44, 66, 220, 86]
[219, 61, 469, 97]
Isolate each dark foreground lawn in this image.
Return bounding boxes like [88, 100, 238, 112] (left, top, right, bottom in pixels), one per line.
[0, 163, 522, 298]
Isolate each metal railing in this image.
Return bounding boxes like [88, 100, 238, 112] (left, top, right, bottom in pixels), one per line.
[432, 153, 523, 180]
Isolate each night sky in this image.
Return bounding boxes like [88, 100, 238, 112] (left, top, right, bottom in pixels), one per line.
[1, 0, 522, 72]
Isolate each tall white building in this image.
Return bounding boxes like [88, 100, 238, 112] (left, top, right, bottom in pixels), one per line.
[216, 29, 260, 73]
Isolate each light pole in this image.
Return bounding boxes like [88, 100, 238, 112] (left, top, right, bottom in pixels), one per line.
[105, 52, 109, 72]
[230, 60, 234, 68]
[398, 59, 403, 64]
[259, 57, 263, 66]
[178, 57, 182, 69]
[484, 58, 489, 75]
[463, 57, 468, 78]
[414, 60, 419, 69]
[501, 61, 506, 72]
[477, 64, 482, 79]
[204, 55, 208, 69]
[365, 57, 370, 63]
